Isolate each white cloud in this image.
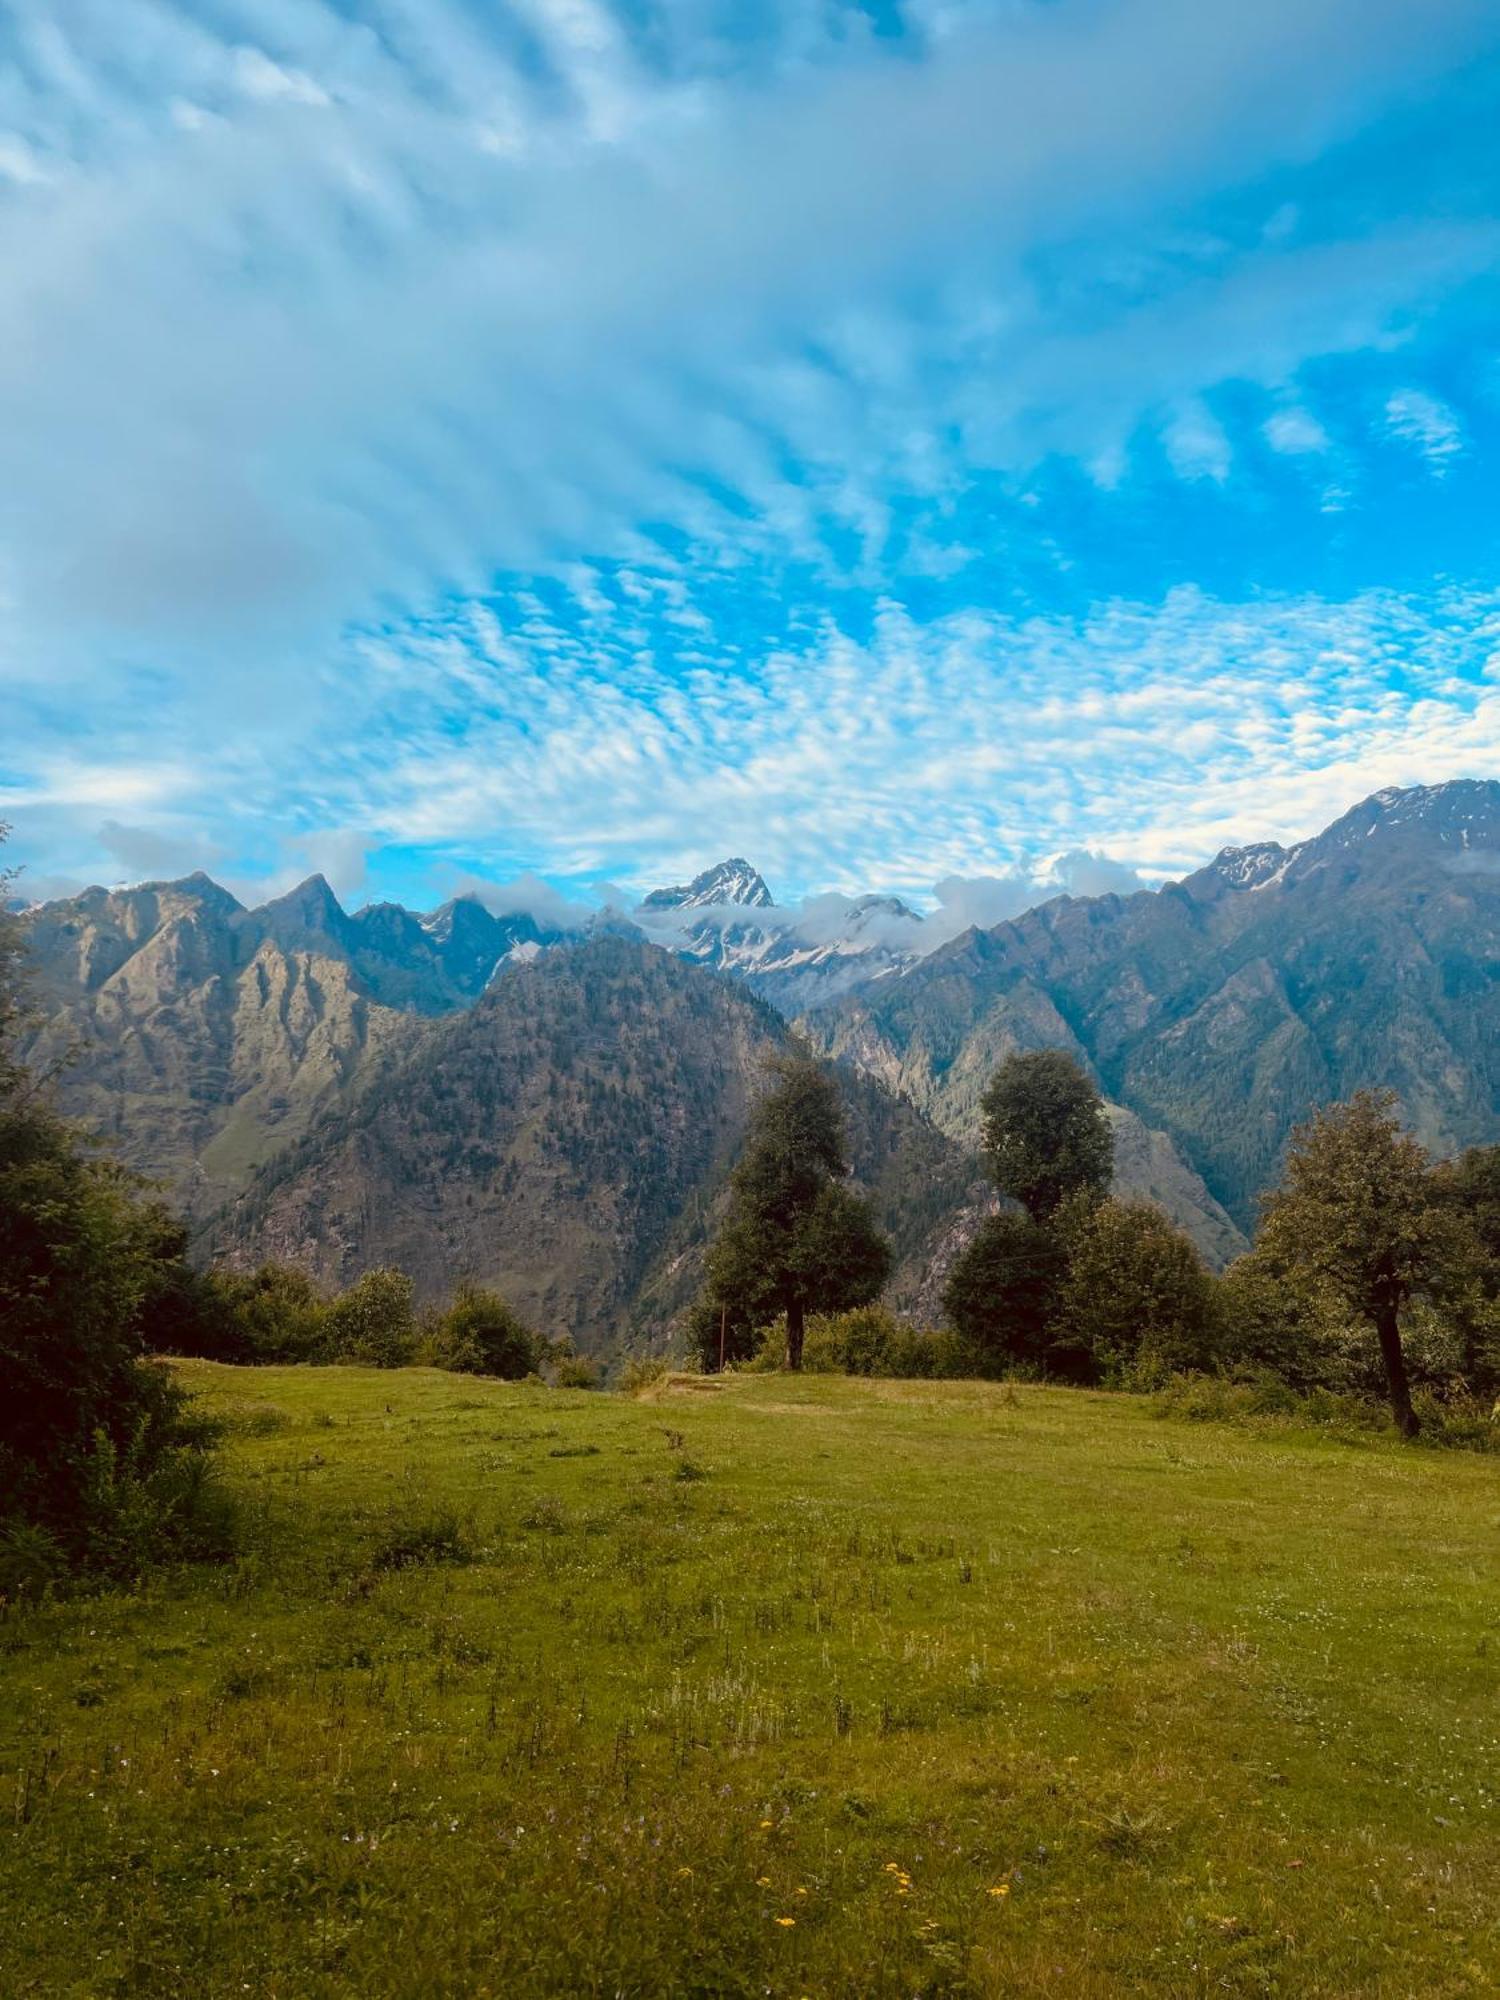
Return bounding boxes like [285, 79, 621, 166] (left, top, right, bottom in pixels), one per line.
[0, 0, 1495, 676]
[0, 133, 48, 185]
[231, 48, 330, 109]
[1264, 406, 1331, 455]
[1163, 400, 1232, 482]
[1384, 387, 1464, 472]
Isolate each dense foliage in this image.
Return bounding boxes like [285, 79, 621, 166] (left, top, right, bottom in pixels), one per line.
[0, 845, 231, 1589]
[693, 1054, 891, 1369]
[979, 1050, 1114, 1222]
[942, 1052, 1219, 1386]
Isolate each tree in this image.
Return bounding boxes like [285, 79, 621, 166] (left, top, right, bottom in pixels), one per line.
[1428, 1145, 1500, 1397]
[1257, 1092, 1444, 1437]
[433, 1282, 541, 1378]
[0, 836, 229, 1585]
[979, 1050, 1113, 1222]
[1056, 1198, 1219, 1384]
[941, 1210, 1069, 1371]
[698, 1053, 890, 1369]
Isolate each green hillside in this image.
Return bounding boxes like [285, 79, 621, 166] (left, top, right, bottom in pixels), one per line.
[3, 1364, 1496, 1997]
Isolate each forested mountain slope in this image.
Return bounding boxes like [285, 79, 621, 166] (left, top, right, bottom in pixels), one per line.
[202, 937, 983, 1345]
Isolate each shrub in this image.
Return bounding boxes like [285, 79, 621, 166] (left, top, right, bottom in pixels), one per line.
[321, 1268, 417, 1367]
[553, 1354, 600, 1390]
[370, 1505, 478, 1571]
[0, 1100, 233, 1586]
[202, 1262, 329, 1364]
[1216, 1250, 1359, 1390]
[801, 1305, 973, 1379]
[619, 1353, 671, 1393]
[425, 1283, 542, 1378]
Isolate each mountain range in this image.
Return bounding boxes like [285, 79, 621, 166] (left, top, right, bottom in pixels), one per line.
[16, 779, 1499, 1345]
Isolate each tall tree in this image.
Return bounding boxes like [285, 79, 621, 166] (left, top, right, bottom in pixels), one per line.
[979, 1050, 1113, 1222]
[1257, 1092, 1444, 1438]
[699, 1054, 890, 1370]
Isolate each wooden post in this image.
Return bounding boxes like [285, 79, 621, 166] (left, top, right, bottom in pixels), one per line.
[719, 1304, 727, 1374]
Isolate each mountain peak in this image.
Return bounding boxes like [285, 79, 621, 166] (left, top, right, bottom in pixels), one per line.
[640, 858, 774, 911]
[1209, 841, 1290, 891]
[257, 873, 352, 938]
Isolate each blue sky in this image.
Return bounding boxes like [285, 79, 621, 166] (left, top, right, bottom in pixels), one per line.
[2, 0, 1500, 916]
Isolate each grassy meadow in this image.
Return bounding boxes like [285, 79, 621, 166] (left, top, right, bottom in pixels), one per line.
[2, 1364, 1497, 1998]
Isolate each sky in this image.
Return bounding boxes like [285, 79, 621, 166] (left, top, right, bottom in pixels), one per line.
[2, 0, 1500, 917]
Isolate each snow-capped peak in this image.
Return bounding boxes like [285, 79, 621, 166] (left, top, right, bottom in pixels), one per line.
[1211, 842, 1288, 890]
[639, 858, 773, 911]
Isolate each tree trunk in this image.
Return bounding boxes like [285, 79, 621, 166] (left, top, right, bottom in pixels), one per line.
[785, 1299, 805, 1372]
[1373, 1297, 1420, 1438]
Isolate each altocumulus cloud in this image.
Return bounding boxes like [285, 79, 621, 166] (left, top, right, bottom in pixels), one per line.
[2, 0, 1500, 901]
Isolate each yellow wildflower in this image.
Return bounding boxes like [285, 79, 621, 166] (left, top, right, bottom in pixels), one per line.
[675, 1867, 694, 1879]
[760, 1819, 774, 1830]
[756, 1876, 772, 1888]
[775, 1916, 796, 1928]
[988, 1882, 1010, 1898]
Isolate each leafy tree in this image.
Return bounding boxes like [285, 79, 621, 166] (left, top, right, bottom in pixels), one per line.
[1056, 1198, 1219, 1384]
[979, 1050, 1113, 1222]
[1257, 1092, 1447, 1437]
[698, 1054, 890, 1369]
[321, 1267, 417, 1367]
[941, 1210, 1069, 1371]
[0, 854, 229, 1581]
[1428, 1145, 1500, 1397]
[432, 1282, 541, 1378]
[1216, 1249, 1357, 1390]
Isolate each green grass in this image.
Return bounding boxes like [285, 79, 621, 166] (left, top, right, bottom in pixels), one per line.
[3, 1365, 1498, 1997]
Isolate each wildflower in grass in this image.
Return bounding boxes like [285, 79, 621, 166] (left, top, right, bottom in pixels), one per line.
[675, 1867, 694, 1879]
[757, 1876, 773, 1888]
[775, 1916, 796, 1927]
[988, 1882, 1010, 1898]
[760, 1819, 774, 1829]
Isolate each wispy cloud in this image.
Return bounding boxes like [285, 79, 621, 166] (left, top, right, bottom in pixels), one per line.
[1384, 388, 1466, 472]
[3, 2, 1500, 903]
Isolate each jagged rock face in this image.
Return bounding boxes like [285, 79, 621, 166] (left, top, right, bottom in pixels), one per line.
[809, 781, 1500, 1230]
[640, 858, 773, 910]
[20, 877, 419, 1216]
[205, 938, 980, 1344]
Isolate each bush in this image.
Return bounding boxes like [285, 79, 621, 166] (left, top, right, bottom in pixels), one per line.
[1150, 1371, 1493, 1448]
[321, 1268, 417, 1367]
[619, 1353, 671, 1393]
[553, 1354, 600, 1390]
[801, 1305, 973, 1379]
[370, 1505, 478, 1571]
[201, 1262, 329, 1364]
[423, 1283, 542, 1378]
[0, 1100, 233, 1586]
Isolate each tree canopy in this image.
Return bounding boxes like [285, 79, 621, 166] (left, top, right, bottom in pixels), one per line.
[979, 1050, 1113, 1221]
[1257, 1091, 1448, 1437]
[697, 1053, 890, 1369]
